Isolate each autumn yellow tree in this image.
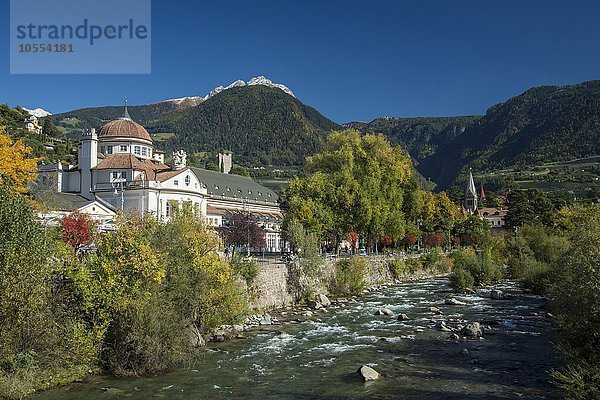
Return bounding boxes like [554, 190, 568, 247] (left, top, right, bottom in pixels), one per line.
[0, 126, 39, 192]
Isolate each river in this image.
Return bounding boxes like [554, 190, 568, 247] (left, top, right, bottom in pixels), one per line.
[38, 277, 560, 399]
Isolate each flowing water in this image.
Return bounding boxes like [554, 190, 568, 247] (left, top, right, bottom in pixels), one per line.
[38, 278, 560, 399]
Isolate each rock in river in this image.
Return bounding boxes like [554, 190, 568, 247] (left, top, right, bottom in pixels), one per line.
[490, 289, 504, 300]
[358, 365, 380, 381]
[445, 298, 467, 306]
[374, 308, 395, 316]
[461, 322, 484, 337]
[397, 313, 410, 321]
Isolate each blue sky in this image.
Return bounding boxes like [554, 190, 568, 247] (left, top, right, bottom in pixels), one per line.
[2, 0, 600, 123]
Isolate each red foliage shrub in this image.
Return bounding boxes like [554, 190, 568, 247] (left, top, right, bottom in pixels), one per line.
[61, 212, 93, 247]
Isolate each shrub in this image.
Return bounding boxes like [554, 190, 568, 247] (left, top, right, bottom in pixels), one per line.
[389, 259, 404, 278]
[437, 257, 454, 273]
[519, 256, 551, 294]
[405, 257, 422, 274]
[453, 250, 503, 286]
[230, 254, 259, 286]
[333, 257, 368, 295]
[551, 361, 600, 400]
[422, 247, 443, 271]
[449, 268, 475, 291]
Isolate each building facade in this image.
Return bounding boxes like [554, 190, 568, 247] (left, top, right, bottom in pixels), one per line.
[38, 110, 285, 252]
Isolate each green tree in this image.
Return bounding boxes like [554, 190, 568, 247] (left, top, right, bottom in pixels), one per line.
[0, 184, 50, 353]
[505, 189, 555, 229]
[286, 129, 417, 251]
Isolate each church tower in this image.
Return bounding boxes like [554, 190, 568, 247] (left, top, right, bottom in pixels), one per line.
[465, 168, 478, 215]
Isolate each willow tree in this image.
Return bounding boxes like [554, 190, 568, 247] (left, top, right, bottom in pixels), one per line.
[286, 129, 417, 251]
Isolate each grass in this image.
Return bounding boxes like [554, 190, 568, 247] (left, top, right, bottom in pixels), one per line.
[151, 132, 176, 141]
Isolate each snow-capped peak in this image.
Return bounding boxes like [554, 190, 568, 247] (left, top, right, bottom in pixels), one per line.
[247, 76, 295, 97]
[22, 107, 52, 118]
[164, 96, 203, 107]
[202, 76, 295, 100]
[160, 76, 295, 106]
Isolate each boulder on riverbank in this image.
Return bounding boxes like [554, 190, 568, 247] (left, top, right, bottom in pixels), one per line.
[318, 293, 332, 307]
[397, 313, 410, 321]
[307, 300, 322, 310]
[357, 365, 380, 381]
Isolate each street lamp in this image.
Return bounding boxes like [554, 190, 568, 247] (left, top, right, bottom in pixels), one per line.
[112, 177, 126, 210]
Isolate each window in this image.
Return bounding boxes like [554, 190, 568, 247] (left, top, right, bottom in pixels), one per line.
[106, 146, 113, 155]
[100, 146, 105, 154]
[134, 146, 141, 156]
[185, 175, 191, 186]
[166, 202, 171, 218]
[120, 145, 128, 152]
[111, 171, 126, 181]
[174, 180, 179, 186]
[141, 147, 148, 156]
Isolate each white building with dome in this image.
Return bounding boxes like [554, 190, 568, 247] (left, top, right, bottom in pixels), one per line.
[38, 109, 285, 253]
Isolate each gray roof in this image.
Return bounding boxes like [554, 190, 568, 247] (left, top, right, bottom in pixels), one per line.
[189, 167, 279, 205]
[34, 192, 94, 211]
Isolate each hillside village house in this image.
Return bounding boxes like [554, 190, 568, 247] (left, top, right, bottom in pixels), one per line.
[37, 109, 285, 253]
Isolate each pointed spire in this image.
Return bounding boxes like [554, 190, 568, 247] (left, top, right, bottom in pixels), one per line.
[119, 98, 132, 120]
[466, 168, 477, 197]
[480, 183, 486, 200]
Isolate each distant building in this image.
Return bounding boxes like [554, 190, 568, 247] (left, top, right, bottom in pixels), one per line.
[37, 107, 285, 252]
[464, 169, 507, 231]
[218, 152, 232, 174]
[478, 207, 507, 231]
[24, 115, 42, 134]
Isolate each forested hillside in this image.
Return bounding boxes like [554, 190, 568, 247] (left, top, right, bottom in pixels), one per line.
[149, 85, 340, 166]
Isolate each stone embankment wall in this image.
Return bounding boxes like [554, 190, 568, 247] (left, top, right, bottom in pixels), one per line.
[249, 256, 427, 311]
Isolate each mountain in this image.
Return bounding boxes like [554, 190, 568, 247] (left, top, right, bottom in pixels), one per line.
[22, 107, 52, 118]
[347, 116, 479, 163]
[50, 76, 296, 136]
[417, 80, 600, 188]
[150, 85, 339, 165]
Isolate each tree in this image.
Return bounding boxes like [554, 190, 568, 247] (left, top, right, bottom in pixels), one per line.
[505, 189, 555, 229]
[285, 129, 417, 251]
[220, 212, 266, 252]
[424, 232, 446, 248]
[60, 212, 94, 247]
[0, 184, 50, 353]
[0, 128, 40, 193]
[455, 215, 490, 246]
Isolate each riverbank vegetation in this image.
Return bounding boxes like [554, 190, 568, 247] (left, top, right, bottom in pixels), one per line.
[0, 185, 249, 399]
[501, 205, 600, 399]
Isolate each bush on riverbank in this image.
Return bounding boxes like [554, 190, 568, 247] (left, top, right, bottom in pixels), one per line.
[332, 257, 368, 295]
[0, 186, 250, 398]
[504, 205, 600, 398]
[422, 248, 454, 273]
[230, 254, 259, 286]
[449, 268, 474, 290]
[449, 249, 503, 291]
